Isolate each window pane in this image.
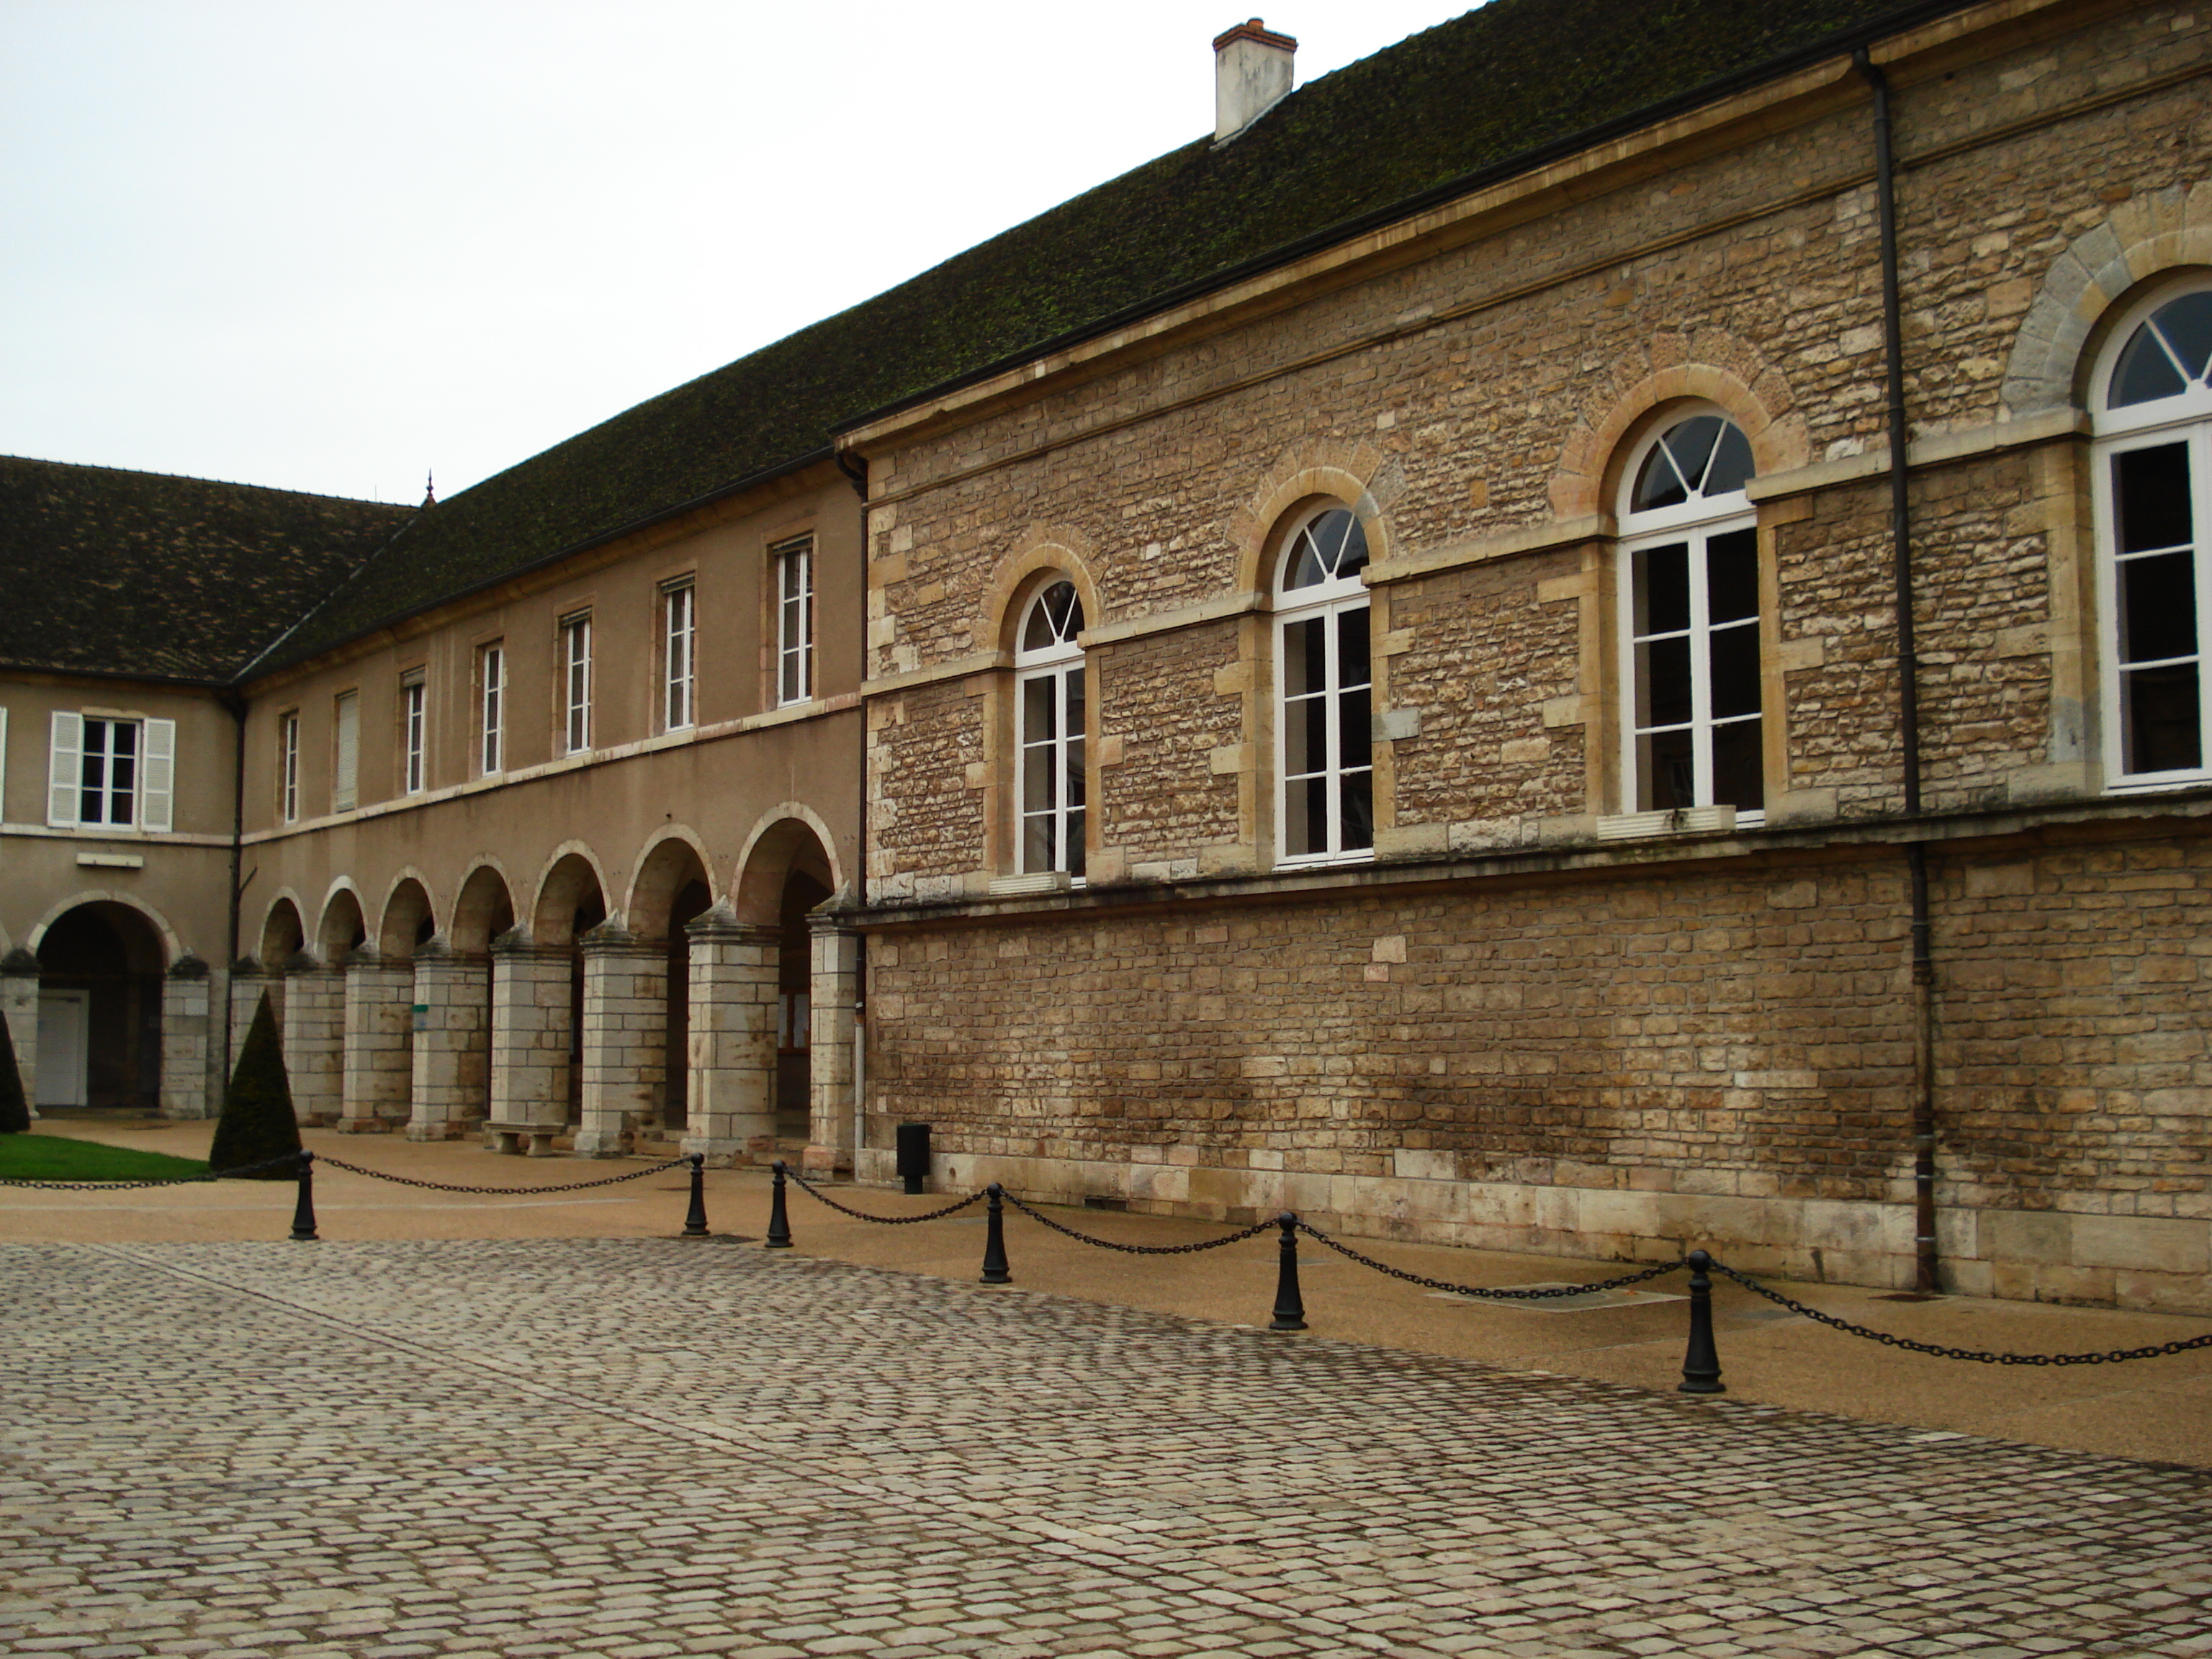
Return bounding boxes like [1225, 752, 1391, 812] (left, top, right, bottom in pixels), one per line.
[1712, 719, 1764, 812]
[1666, 415, 1722, 494]
[1285, 693, 1326, 775]
[1022, 814, 1056, 873]
[1635, 544, 1690, 635]
[1064, 665, 1084, 731]
[1631, 443, 1688, 512]
[2124, 662, 2202, 773]
[1639, 728, 1695, 811]
[1066, 809, 1086, 878]
[1331, 513, 1370, 582]
[1340, 687, 1372, 767]
[1636, 636, 1693, 729]
[1339, 770, 1374, 851]
[2115, 444, 2193, 552]
[1022, 675, 1057, 743]
[1707, 529, 1758, 623]
[1065, 733, 1086, 809]
[1336, 605, 1370, 688]
[2113, 321, 2190, 407]
[2155, 292, 2212, 385]
[2121, 549, 2199, 665]
[1022, 745, 1053, 817]
[1285, 616, 1326, 696]
[1286, 775, 1326, 855]
[1709, 620, 1761, 719]
[1706, 423, 1755, 495]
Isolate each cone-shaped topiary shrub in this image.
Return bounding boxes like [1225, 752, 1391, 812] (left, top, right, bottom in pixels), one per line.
[0, 1013, 29, 1133]
[209, 992, 302, 1178]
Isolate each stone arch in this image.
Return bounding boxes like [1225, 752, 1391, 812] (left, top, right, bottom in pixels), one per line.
[448, 863, 516, 955]
[732, 806, 844, 925]
[2001, 181, 2212, 418]
[316, 885, 367, 960]
[1232, 443, 1398, 598]
[624, 827, 717, 942]
[27, 891, 181, 968]
[981, 526, 1105, 655]
[30, 898, 175, 1111]
[1551, 351, 1806, 521]
[258, 894, 306, 965]
[530, 845, 611, 947]
[377, 873, 439, 960]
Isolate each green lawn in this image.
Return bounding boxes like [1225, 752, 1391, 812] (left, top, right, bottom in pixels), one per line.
[0, 1134, 210, 1182]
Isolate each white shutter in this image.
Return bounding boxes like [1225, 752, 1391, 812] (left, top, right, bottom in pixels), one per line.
[333, 692, 359, 812]
[47, 711, 81, 828]
[139, 719, 175, 832]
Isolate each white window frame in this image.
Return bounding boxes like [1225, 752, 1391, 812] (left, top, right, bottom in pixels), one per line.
[279, 711, 300, 823]
[561, 611, 593, 755]
[47, 710, 173, 832]
[662, 579, 696, 732]
[1273, 503, 1373, 868]
[400, 669, 426, 796]
[1014, 580, 1087, 878]
[1617, 410, 1765, 822]
[333, 690, 359, 813]
[2091, 277, 2212, 791]
[774, 536, 814, 706]
[478, 643, 504, 776]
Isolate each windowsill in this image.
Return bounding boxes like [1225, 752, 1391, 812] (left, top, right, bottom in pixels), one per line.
[1274, 848, 1376, 872]
[2105, 775, 2212, 795]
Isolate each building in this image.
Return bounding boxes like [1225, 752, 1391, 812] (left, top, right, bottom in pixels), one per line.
[6, 0, 2210, 1312]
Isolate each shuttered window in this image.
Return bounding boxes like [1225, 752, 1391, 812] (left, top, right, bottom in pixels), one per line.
[47, 711, 172, 830]
[333, 691, 360, 812]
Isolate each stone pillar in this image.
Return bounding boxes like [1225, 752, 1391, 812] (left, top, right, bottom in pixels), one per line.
[280, 952, 346, 1125]
[488, 928, 572, 1154]
[160, 956, 214, 1120]
[339, 950, 415, 1133]
[803, 920, 860, 1174]
[408, 940, 490, 1142]
[1, 948, 40, 1122]
[577, 925, 667, 1158]
[682, 903, 779, 1166]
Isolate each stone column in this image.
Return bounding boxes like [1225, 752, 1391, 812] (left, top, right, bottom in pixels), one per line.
[1, 948, 40, 1122]
[280, 952, 346, 1125]
[682, 903, 779, 1166]
[488, 928, 572, 1153]
[408, 940, 490, 1141]
[339, 950, 415, 1133]
[577, 925, 667, 1158]
[803, 920, 860, 1174]
[160, 956, 214, 1120]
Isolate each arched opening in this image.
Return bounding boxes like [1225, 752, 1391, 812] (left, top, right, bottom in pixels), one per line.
[318, 889, 367, 960]
[735, 817, 837, 1148]
[534, 854, 607, 1128]
[415, 866, 513, 1139]
[259, 899, 305, 965]
[450, 866, 516, 955]
[35, 902, 166, 1110]
[629, 836, 713, 1138]
[378, 879, 436, 959]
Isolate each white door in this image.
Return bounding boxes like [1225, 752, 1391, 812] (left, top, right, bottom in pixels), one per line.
[36, 991, 88, 1107]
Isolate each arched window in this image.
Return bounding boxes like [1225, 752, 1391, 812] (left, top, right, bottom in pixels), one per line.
[1618, 410, 1763, 816]
[1275, 503, 1372, 863]
[2093, 280, 2212, 785]
[1015, 580, 1086, 876]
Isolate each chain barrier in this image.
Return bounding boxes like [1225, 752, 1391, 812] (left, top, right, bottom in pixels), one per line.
[313, 1152, 691, 1195]
[783, 1165, 987, 1223]
[1709, 1260, 2212, 1366]
[1297, 1221, 1688, 1300]
[0, 1149, 307, 1190]
[997, 1190, 1277, 1254]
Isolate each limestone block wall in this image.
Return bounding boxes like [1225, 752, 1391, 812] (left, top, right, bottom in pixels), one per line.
[340, 957, 415, 1131]
[681, 908, 778, 1164]
[279, 958, 346, 1125]
[158, 960, 213, 1120]
[489, 939, 574, 1131]
[577, 931, 667, 1156]
[408, 949, 490, 1141]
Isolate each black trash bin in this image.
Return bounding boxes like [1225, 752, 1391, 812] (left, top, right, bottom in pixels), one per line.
[894, 1122, 932, 1195]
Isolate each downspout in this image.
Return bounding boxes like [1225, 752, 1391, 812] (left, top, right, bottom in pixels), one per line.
[837, 449, 871, 1169]
[1855, 46, 1940, 1295]
[220, 689, 248, 1105]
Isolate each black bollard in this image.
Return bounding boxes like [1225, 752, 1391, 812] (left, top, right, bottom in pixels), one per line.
[980, 1183, 1012, 1284]
[289, 1151, 319, 1241]
[681, 1153, 710, 1238]
[1269, 1212, 1306, 1331]
[1678, 1248, 1725, 1394]
[765, 1159, 793, 1249]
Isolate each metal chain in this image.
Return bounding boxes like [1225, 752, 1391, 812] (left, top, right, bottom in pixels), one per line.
[784, 1167, 986, 1223]
[1709, 1261, 2212, 1366]
[1297, 1221, 1687, 1300]
[313, 1153, 691, 1195]
[998, 1191, 1277, 1254]
[0, 1149, 307, 1190]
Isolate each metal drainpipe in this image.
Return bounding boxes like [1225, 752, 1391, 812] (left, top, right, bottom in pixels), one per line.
[1855, 47, 1940, 1295]
[220, 689, 248, 1106]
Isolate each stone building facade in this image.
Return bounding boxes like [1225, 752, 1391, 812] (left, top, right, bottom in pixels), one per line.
[4, 0, 2208, 1312]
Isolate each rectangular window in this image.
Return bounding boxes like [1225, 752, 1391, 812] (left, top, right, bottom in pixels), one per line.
[774, 535, 814, 706]
[2105, 436, 2206, 778]
[561, 612, 593, 754]
[47, 711, 173, 832]
[662, 580, 695, 731]
[400, 669, 426, 795]
[279, 712, 300, 822]
[1019, 664, 1087, 876]
[1626, 526, 1764, 814]
[479, 643, 504, 775]
[1277, 601, 1373, 861]
[78, 717, 138, 827]
[333, 691, 359, 812]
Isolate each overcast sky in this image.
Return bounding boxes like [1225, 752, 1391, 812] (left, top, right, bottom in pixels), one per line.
[1, 0, 1466, 505]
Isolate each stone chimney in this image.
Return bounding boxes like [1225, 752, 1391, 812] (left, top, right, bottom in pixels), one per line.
[1213, 18, 1295, 144]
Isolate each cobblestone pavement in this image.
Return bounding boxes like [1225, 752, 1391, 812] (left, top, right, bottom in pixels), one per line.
[4, 1241, 2208, 1659]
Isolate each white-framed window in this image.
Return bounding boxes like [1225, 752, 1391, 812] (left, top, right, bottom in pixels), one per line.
[2092, 280, 2212, 787]
[1618, 410, 1763, 817]
[47, 711, 173, 832]
[774, 535, 814, 706]
[400, 668, 426, 795]
[1274, 503, 1372, 866]
[478, 642, 504, 775]
[333, 691, 359, 812]
[1015, 579, 1087, 877]
[560, 611, 593, 755]
[279, 711, 300, 822]
[662, 578, 696, 731]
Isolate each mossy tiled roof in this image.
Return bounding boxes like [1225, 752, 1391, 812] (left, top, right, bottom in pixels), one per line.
[0, 455, 413, 682]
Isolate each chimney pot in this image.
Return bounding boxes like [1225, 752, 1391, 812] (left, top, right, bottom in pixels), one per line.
[1213, 17, 1295, 144]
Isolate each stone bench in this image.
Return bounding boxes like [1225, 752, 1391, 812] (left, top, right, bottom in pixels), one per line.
[482, 1121, 565, 1156]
